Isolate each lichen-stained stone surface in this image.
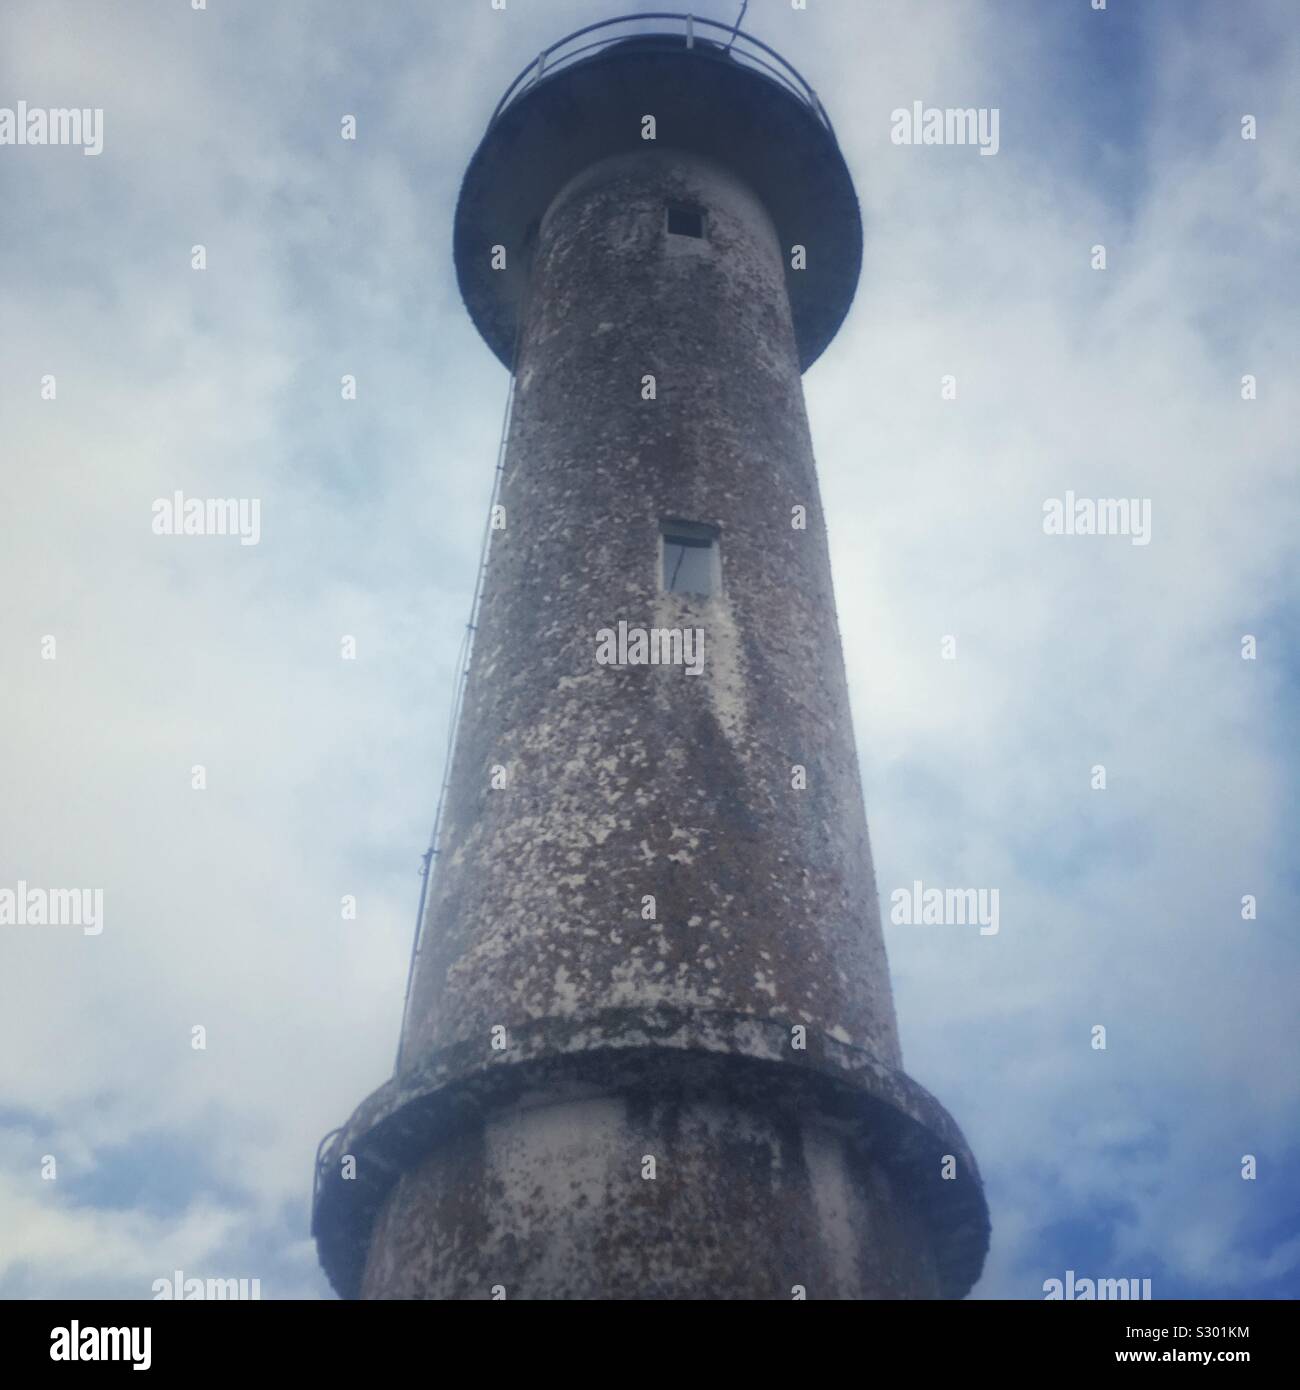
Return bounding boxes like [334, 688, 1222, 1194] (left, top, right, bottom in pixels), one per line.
[404, 146, 903, 1079]
[313, 39, 989, 1302]
[363, 1092, 940, 1301]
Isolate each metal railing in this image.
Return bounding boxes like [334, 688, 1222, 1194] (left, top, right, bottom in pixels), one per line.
[488, 12, 834, 138]
[390, 270, 532, 1078]
[311, 1125, 343, 1223]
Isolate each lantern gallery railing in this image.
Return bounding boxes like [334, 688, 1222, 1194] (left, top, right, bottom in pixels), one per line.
[487, 12, 835, 138]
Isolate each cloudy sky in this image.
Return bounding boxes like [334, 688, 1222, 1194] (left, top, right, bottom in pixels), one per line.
[1, 0, 1296, 1300]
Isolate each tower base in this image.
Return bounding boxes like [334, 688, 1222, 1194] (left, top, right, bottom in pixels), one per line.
[312, 1009, 989, 1299]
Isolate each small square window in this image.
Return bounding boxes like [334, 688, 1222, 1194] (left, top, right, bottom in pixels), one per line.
[666, 204, 706, 239]
[661, 520, 720, 596]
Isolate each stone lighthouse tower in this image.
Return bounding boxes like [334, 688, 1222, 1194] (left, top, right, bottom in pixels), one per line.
[313, 16, 988, 1300]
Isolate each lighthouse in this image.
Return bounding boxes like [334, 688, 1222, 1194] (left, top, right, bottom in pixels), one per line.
[312, 15, 989, 1300]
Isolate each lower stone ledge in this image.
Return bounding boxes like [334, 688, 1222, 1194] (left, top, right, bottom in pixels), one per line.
[312, 1006, 989, 1299]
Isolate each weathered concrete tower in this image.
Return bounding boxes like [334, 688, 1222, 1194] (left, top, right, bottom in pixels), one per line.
[313, 17, 988, 1300]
